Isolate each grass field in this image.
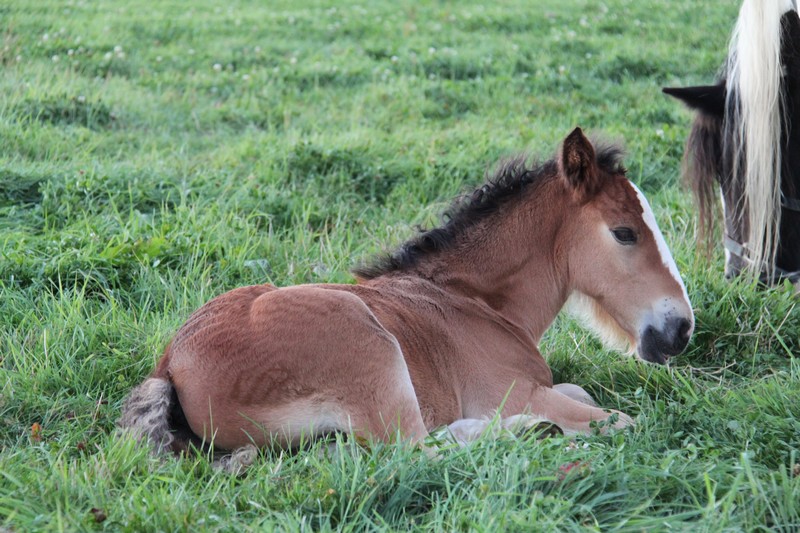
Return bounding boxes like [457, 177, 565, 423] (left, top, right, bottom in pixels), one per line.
[2, 0, 799, 530]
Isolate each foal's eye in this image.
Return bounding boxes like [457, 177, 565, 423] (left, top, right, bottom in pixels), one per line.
[611, 227, 638, 245]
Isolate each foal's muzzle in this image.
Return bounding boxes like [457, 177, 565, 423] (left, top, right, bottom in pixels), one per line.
[639, 317, 692, 365]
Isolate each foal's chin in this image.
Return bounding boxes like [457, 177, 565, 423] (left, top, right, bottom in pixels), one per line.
[637, 345, 670, 366]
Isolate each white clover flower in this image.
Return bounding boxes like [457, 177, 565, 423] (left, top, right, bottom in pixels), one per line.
[113, 45, 122, 53]
[241, 74, 250, 81]
[51, 55, 59, 62]
[391, 55, 398, 62]
[428, 47, 436, 54]
[104, 52, 112, 60]
[213, 63, 222, 71]
[156, 55, 162, 62]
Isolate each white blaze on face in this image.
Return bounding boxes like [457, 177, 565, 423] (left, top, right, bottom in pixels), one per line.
[629, 182, 691, 307]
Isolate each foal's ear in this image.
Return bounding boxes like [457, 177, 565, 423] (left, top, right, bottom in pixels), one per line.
[560, 127, 601, 199]
[662, 82, 726, 118]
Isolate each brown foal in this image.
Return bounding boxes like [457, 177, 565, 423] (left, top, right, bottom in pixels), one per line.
[119, 128, 694, 459]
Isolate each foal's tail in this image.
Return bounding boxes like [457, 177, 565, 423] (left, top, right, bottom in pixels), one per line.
[117, 375, 198, 454]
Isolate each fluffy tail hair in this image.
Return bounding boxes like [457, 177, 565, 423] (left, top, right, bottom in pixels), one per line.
[723, 0, 796, 278]
[117, 377, 196, 454]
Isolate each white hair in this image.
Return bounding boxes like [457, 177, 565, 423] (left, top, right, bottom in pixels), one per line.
[724, 0, 797, 278]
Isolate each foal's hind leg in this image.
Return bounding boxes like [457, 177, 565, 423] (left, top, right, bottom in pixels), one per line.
[343, 336, 431, 448]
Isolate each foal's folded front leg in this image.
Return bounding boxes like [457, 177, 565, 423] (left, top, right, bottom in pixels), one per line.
[444, 415, 561, 445]
[527, 385, 633, 435]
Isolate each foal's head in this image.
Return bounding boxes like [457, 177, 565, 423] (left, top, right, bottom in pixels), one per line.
[558, 128, 694, 364]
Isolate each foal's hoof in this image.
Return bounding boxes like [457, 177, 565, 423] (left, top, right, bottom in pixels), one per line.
[213, 444, 258, 475]
[596, 410, 634, 433]
[502, 415, 564, 439]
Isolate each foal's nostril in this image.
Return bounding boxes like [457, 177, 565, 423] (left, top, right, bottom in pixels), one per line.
[674, 318, 692, 352]
[678, 318, 691, 341]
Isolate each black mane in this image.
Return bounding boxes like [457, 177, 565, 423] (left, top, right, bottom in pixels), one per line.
[353, 145, 626, 280]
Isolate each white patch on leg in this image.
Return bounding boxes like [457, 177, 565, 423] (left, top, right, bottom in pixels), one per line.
[720, 190, 732, 267]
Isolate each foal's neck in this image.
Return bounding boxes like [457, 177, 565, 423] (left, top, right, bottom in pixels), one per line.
[411, 179, 570, 343]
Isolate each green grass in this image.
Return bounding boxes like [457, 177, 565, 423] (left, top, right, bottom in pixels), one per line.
[1, 0, 799, 530]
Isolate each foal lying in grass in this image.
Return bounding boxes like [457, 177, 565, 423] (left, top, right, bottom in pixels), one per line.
[119, 128, 694, 464]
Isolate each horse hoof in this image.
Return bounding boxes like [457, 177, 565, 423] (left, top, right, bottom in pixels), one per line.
[605, 410, 635, 432]
[502, 415, 564, 439]
[213, 444, 258, 475]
